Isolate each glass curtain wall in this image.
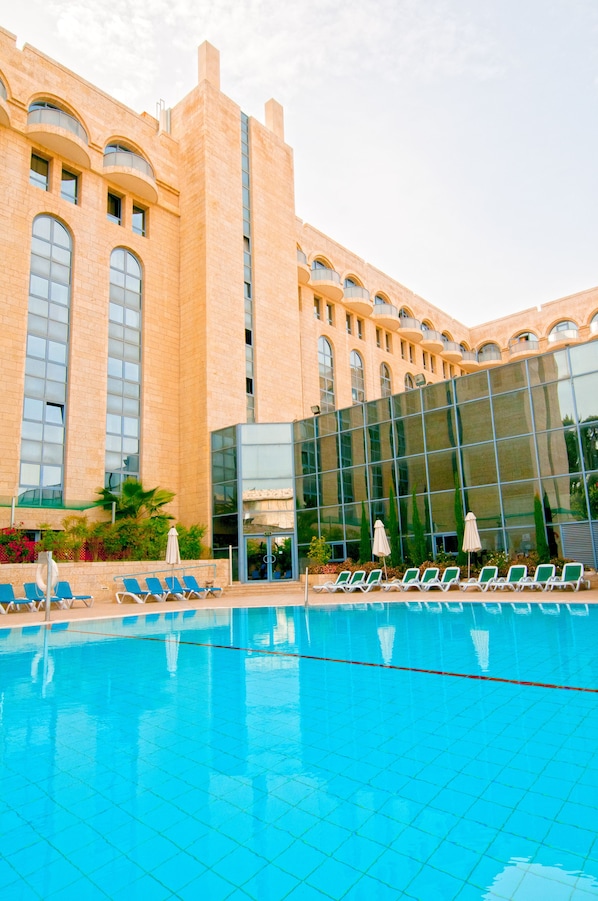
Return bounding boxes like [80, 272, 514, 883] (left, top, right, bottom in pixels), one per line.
[294, 343, 598, 569]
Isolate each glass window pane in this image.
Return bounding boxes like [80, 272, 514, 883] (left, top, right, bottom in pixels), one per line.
[461, 443, 497, 487]
[424, 409, 457, 451]
[573, 373, 598, 422]
[536, 429, 579, 476]
[427, 450, 459, 492]
[528, 351, 570, 384]
[497, 437, 537, 482]
[501, 481, 536, 526]
[531, 381, 575, 429]
[490, 361, 527, 395]
[492, 391, 532, 438]
[455, 370, 489, 403]
[458, 399, 493, 445]
[395, 416, 424, 457]
[397, 455, 427, 497]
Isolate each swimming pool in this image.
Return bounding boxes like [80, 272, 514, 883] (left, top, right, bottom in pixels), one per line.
[1, 601, 597, 900]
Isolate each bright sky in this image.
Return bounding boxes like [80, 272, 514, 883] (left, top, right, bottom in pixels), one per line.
[4, 0, 597, 325]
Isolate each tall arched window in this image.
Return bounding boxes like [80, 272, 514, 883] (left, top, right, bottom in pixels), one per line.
[404, 373, 414, 391]
[350, 350, 365, 404]
[380, 363, 392, 397]
[105, 249, 142, 489]
[19, 216, 72, 505]
[318, 336, 335, 413]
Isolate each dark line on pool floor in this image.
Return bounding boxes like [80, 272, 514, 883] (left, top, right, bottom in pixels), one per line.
[67, 627, 598, 694]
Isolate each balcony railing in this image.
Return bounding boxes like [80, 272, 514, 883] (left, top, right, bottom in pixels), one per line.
[103, 150, 154, 179]
[442, 340, 463, 356]
[28, 107, 88, 143]
[310, 267, 341, 285]
[460, 350, 479, 366]
[547, 328, 578, 343]
[297, 249, 308, 266]
[508, 338, 540, 356]
[398, 316, 422, 330]
[0, 80, 6, 101]
[345, 285, 370, 302]
[478, 347, 502, 364]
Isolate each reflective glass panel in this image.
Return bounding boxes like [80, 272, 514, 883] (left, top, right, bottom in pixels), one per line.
[490, 361, 528, 395]
[497, 436, 538, 481]
[461, 443, 497, 487]
[394, 416, 424, 457]
[427, 450, 459, 492]
[492, 391, 532, 438]
[528, 350, 569, 384]
[531, 381, 575, 429]
[501, 481, 536, 526]
[458, 399, 493, 445]
[424, 408, 457, 451]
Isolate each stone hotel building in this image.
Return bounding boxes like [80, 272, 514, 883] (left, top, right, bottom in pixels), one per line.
[0, 29, 597, 578]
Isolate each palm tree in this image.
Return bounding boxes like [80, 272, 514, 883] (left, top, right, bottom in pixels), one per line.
[96, 479, 174, 521]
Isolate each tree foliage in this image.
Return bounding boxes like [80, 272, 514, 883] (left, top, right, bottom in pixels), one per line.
[409, 489, 428, 565]
[388, 486, 401, 567]
[534, 493, 550, 563]
[95, 479, 175, 522]
[359, 501, 371, 564]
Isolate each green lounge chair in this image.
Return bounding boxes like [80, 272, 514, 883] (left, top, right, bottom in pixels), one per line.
[383, 568, 420, 592]
[313, 570, 351, 593]
[403, 567, 439, 591]
[347, 569, 384, 593]
[338, 570, 366, 592]
[518, 564, 555, 591]
[547, 562, 589, 592]
[459, 566, 498, 592]
[492, 565, 527, 591]
[421, 566, 460, 592]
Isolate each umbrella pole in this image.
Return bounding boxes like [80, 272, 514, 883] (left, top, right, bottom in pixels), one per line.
[468, 551, 471, 580]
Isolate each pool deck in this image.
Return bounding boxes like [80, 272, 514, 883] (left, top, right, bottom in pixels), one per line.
[3, 579, 598, 626]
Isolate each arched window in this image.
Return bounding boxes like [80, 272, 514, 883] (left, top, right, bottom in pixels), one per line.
[380, 363, 392, 397]
[590, 312, 598, 335]
[105, 249, 142, 489]
[318, 336, 335, 413]
[404, 373, 414, 391]
[19, 216, 72, 505]
[350, 350, 365, 404]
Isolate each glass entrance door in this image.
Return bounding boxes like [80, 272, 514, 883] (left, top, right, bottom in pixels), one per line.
[245, 535, 294, 582]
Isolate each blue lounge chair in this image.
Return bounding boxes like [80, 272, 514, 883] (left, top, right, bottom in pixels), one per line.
[0, 584, 38, 613]
[116, 577, 154, 605]
[54, 581, 94, 608]
[182, 575, 207, 599]
[145, 577, 171, 602]
[24, 582, 62, 610]
[24, 582, 69, 610]
[165, 576, 189, 600]
[313, 570, 351, 593]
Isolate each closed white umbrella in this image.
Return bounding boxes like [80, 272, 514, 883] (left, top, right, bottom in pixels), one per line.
[463, 512, 482, 578]
[166, 525, 181, 566]
[166, 525, 181, 593]
[372, 519, 391, 577]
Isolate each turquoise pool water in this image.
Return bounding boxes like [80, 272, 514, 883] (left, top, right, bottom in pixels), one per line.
[1, 601, 597, 900]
